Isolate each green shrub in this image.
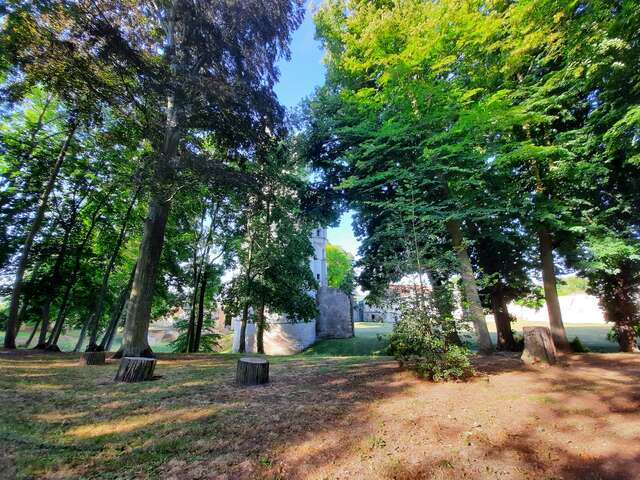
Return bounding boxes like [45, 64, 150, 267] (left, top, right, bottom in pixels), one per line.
[388, 295, 474, 381]
[570, 336, 590, 353]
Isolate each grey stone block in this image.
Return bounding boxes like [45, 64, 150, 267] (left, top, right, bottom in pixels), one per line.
[316, 286, 354, 339]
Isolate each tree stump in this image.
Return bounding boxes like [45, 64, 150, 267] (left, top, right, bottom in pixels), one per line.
[521, 327, 558, 365]
[114, 357, 156, 382]
[236, 357, 269, 386]
[80, 351, 106, 366]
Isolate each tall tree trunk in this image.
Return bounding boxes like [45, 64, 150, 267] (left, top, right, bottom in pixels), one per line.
[121, 12, 180, 355]
[4, 118, 77, 348]
[538, 228, 570, 351]
[87, 187, 140, 350]
[99, 262, 137, 351]
[121, 192, 171, 357]
[194, 268, 208, 352]
[238, 303, 249, 353]
[256, 301, 266, 354]
[186, 272, 200, 353]
[36, 303, 51, 348]
[74, 317, 89, 352]
[23, 318, 41, 348]
[446, 219, 493, 353]
[615, 322, 639, 353]
[491, 285, 517, 351]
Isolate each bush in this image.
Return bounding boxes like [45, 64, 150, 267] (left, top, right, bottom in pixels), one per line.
[388, 295, 474, 381]
[570, 336, 590, 353]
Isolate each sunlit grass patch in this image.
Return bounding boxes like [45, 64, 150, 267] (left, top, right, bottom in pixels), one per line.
[65, 406, 219, 439]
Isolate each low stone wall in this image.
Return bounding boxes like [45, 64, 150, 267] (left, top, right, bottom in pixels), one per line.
[231, 319, 317, 355]
[316, 287, 354, 339]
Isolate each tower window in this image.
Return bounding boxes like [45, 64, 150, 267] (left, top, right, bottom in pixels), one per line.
[317, 229, 320, 236]
[317, 273, 320, 280]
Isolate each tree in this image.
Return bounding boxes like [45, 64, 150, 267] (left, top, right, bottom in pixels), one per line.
[223, 141, 317, 354]
[309, 0, 502, 352]
[326, 243, 353, 291]
[2, 0, 304, 355]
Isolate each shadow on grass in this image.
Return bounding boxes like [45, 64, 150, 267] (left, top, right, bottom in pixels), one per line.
[1, 345, 639, 479]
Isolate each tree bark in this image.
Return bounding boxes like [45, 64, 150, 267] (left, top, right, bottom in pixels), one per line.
[538, 228, 570, 352]
[105, 307, 126, 353]
[235, 357, 269, 385]
[74, 317, 89, 352]
[521, 326, 558, 365]
[23, 318, 41, 348]
[615, 323, 638, 352]
[194, 268, 208, 352]
[446, 219, 493, 353]
[99, 262, 137, 351]
[491, 285, 518, 351]
[256, 301, 266, 354]
[80, 351, 106, 366]
[114, 357, 156, 382]
[238, 303, 249, 353]
[121, 10, 180, 356]
[35, 303, 51, 349]
[87, 187, 140, 350]
[601, 271, 639, 353]
[186, 272, 200, 353]
[4, 118, 77, 348]
[121, 193, 171, 358]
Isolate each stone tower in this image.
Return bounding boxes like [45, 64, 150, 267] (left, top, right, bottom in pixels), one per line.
[310, 227, 328, 288]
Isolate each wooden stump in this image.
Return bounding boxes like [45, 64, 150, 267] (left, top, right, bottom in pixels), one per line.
[521, 327, 558, 365]
[80, 351, 106, 366]
[236, 357, 269, 386]
[114, 357, 156, 383]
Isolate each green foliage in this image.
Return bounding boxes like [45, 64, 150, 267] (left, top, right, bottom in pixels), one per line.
[514, 288, 546, 310]
[326, 243, 354, 292]
[570, 337, 590, 353]
[169, 317, 221, 354]
[306, 0, 640, 353]
[387, 292, 473, 382]
[557, 276, 589, 297]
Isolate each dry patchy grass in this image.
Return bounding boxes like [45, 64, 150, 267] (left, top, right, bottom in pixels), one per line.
[1, 350, 639, 480]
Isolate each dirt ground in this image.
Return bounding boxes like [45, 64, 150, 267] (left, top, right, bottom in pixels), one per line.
[1, 351, 639, 480]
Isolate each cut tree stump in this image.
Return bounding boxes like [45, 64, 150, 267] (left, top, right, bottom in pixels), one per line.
[80, 351, 106, 366]
[521, 326, 558, 365]
[236, 357, 269, 386]
[114, 357, 156, 383]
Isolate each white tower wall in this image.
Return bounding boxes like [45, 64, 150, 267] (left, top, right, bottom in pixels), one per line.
[310, 227, 328, 288]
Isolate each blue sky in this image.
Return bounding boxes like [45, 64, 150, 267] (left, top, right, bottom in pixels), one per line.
[273, 3, 361, 257]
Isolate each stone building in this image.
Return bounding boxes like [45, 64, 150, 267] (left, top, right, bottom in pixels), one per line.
[231, 227, 353, 354]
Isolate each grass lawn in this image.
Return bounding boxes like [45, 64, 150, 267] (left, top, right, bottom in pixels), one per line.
[0, 321, 630, 479]
[2, 346, 639, 479]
